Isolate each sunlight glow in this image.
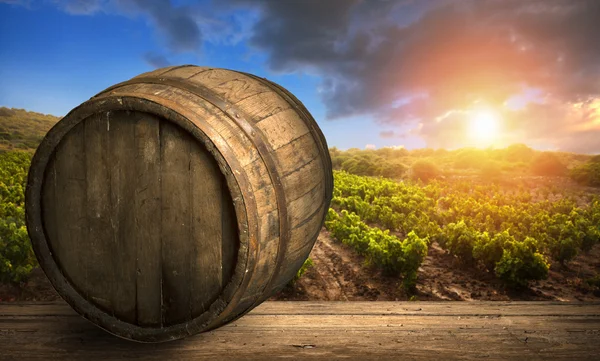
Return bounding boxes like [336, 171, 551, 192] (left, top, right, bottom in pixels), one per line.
[468, 109, 501, 144]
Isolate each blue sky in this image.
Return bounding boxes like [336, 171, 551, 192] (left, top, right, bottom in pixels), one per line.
[0, 0, 416, 150]
[1, 0, 599, 153]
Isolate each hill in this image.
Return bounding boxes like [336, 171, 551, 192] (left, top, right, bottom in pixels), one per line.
[0, 107, 60, 152]
[330, 145, 595, 183]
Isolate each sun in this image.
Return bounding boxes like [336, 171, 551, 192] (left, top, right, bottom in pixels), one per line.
[468, 109, 501, 144]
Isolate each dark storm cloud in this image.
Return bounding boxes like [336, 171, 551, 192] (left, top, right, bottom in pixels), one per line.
[118, 0, 202, 53]
[143, 52, 170, 68]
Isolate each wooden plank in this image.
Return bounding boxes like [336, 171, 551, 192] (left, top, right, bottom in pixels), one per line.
[2, 301, 600, 317]
[162, 66, 211, 80]
[187, 69, 243, 92]
[287, 182, 325, 227]
[83, 113, 114, 312]
[255, 108, 310, 150]
[235, 91, 291, 122]
[190, 140, 223, 316]
[134, 113, 162, 326]
[40, 157, 58, 280]
[280, 155, 323, 203]
[160, 121, 193, 325]
[221, 182, 237, 287]
[208, 78, 270, 103]
[107, 111, 137, 323]
[273, 132, 320, 177]
[47, 122, 87, 297]
[0, 302, 599, 360]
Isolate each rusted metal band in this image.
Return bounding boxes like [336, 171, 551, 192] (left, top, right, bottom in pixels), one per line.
[97, 75, 291, 317]
[235, 72, 334, 206]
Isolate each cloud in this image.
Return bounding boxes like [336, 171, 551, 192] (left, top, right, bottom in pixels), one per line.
[118, 0, 202, 53]
[42, 0, 600, 153]
[143, 52, 170, 68]
[0, 0, 33, 7]
[49, 0, 203, 53]
[232, 0, 600, 152]
[379, 130, 396, 139]
[52, 0, 104, 15]
[365, 144, 377, 150]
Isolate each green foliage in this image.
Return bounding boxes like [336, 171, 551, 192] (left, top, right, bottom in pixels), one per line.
[325, 209, 428, 290]
[331, 168, 600, 288]
[330, 150, 407, 179]
[494, 238, 549, 288]
[290, 258, 314, 284]
[439, 221, 476, 264]
[0, 151, 37, 283]
[411, 160, 441, 181]
[473, 230, 513, 271]
[570, 156, 600, 187]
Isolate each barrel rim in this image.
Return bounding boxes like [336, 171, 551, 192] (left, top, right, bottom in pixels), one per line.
[25, 95, 253, 342]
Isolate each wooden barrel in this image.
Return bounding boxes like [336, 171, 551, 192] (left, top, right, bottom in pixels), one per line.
[25, 65, 333, 342]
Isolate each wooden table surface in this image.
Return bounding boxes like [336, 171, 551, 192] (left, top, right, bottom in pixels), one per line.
[1, 301, 599, 360]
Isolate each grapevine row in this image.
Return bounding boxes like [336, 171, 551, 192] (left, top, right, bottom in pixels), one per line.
[325, 208, 428, 290]
[331, 171, 600, 287]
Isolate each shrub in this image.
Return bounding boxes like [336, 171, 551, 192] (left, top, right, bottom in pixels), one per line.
[411, 160, 441, 182]
[439, 221, 476, 263]
[0, 151, 37, 283]
[504, 143, 535, 163]
[399, 231, 429, 290]
[473, 230, 513, 271]
[531, 152, 566, 176]
[570, 157, 600, 187]
[495, 238, 549, 288]
[0, 217, 35, 283]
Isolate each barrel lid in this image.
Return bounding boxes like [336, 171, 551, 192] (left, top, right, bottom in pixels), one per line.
[26, 96, 251, 342]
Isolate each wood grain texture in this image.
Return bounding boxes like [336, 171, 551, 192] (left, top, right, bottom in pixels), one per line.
[83, 113, 114, 313]
[108, 111, 138, 323]
[133, 113, 162, 327]
[44, 121, 88, 297]
[160, 121, 193, 325]
[221, 185, 238, 287]
[235, 92, 292, 122]
[190, 138, 224, 316]
[0, 301, 598, 361]
[30, 65, 332, 340]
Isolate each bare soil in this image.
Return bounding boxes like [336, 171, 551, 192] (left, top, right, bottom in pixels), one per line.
[2, 228, 599, 303]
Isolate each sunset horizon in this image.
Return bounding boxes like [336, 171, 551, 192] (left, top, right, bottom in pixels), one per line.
[1, 0, 599, 154]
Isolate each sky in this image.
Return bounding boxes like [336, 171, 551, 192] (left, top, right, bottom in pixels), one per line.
[0, 0, 599, 153]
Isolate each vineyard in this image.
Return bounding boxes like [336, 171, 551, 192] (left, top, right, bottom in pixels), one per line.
[1, 146, 600, 301]
[0, 151, 35, 284]
[323, 170, 600, 292]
